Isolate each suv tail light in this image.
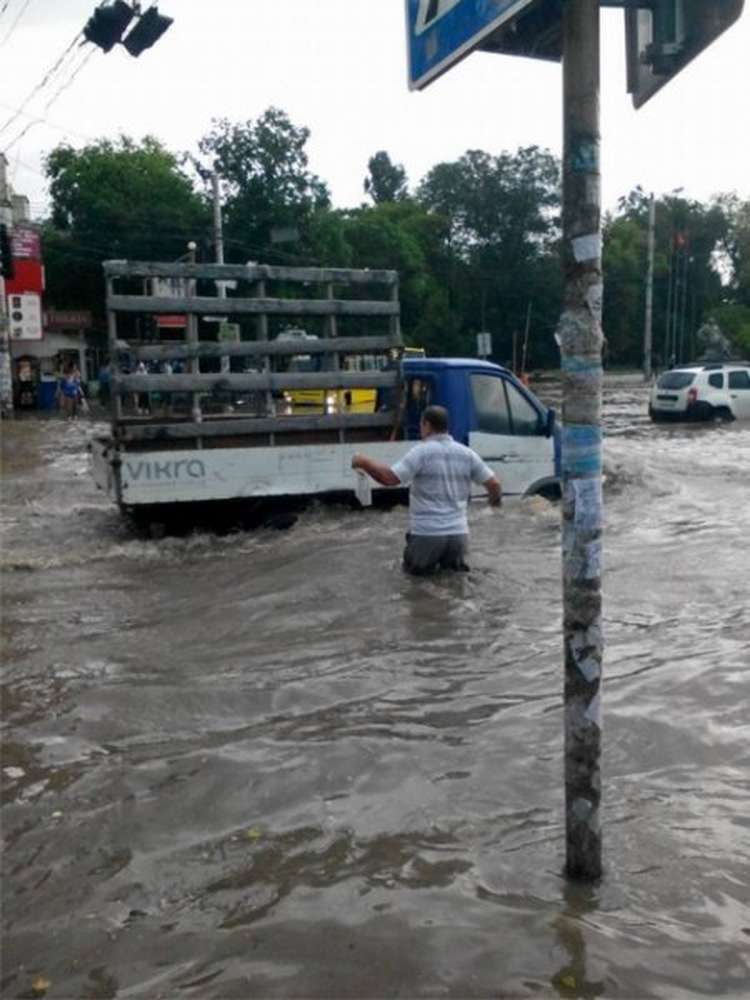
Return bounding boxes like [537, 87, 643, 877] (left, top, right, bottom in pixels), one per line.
[687, 387, 698, 405]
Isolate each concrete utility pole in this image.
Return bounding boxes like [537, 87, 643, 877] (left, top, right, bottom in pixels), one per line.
[559, 0, 603, 882]
[643, 193, 656, 381]
[185, 240, 202, 431]
[212, 171, 230, 376]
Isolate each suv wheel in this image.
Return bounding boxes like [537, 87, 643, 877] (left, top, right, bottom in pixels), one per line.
[712, 406, 735, 423]
[691, 401, 714, 421]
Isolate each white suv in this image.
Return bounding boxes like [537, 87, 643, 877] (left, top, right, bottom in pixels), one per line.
[649, 363, 750, 422]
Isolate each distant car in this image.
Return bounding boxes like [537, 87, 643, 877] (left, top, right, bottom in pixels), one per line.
[649, 363, 750, 422]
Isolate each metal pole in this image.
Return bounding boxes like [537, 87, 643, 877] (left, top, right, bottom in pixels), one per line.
[664, 239, 674, 368]
[560, 0, 603, 882]
[643, 193, 655, 381]
[669, 239, 681, 364]
[522, 302, 532, 375]
[678, 248, 689, 363]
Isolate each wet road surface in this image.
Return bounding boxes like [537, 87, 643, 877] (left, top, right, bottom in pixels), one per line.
[1, 377, 749, 998]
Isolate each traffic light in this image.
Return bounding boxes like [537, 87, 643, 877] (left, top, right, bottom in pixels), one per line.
[83, 0, 135, 53]
[121, 7, 173, 57]
[627, 0, 745, 108]
[0, 224, 14, 281]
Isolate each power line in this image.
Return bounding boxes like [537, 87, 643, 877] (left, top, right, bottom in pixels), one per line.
[0, 0, 14, 20]
[0, 0, 33, 47]
[44, 47, 96, 115]
[3, 49, 97, 154]
[0, 31, 82, 137]
[0, 99, 95, 143]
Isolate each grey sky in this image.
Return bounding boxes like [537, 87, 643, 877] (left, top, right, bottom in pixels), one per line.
[1, 0, 748, 217]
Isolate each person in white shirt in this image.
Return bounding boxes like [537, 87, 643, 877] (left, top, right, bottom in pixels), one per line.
[352, 405, 501, 574]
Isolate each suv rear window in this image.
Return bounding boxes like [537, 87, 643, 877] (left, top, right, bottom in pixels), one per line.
[657, 372, 695, 389]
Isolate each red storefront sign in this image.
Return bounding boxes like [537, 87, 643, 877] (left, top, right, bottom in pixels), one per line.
[5, 258, 45, 296]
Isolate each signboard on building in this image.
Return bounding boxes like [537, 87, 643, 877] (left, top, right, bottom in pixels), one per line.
[44, 309, 93, 330]
[11, 226, 41, 260]
[8, 292, 43, 340]
[5, 258, 44, 297]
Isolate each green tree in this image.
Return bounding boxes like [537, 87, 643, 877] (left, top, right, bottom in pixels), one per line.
[602, 188, 730, 367]
[708, 304, 750, 356]
[718, 194, 750, 307]
[337, 200, 461, 354]
[602, 213, 649, 364]
[364, 151, 409, 204]
[44, 135, 207, 316]
[196, 108, 329, 260]
[417, 145, 561, 364]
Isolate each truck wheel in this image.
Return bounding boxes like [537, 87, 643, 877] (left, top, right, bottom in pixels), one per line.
[532, 482, 561, 501]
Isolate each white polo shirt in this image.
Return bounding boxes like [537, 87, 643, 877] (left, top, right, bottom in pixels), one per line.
[391, 434, 494, 536]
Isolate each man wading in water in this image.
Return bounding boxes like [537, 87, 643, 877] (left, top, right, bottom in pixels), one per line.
[352, 405, 502, 575]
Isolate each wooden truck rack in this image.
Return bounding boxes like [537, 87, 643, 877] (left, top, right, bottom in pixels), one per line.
[104, 260, 403, 450]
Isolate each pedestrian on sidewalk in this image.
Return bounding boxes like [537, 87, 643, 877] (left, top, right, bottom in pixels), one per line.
[58, 364, 83, 421]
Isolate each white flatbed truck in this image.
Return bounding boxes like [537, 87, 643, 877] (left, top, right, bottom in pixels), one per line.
[91, 261, 559, 520]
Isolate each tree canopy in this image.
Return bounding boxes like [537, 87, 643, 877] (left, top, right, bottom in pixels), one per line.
[43, 135, 208, 314]
[195, 107, 329, 260]
[364, 151, 409, 204]
[38, 108, 750, 366]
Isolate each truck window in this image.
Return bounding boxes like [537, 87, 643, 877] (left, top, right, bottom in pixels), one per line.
[405, 377, 435, 437]
[471, 374, 511, 434]
[505, 381, 542, 435]
[408, 377, 433, 409]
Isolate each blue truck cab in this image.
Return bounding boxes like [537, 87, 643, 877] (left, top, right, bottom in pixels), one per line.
[400, 358, 561, 498]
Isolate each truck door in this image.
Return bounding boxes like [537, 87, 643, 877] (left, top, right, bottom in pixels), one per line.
[468, 372, 554, 496]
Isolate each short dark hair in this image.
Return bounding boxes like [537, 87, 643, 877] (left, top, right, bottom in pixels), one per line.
[421, 405, 449, 433]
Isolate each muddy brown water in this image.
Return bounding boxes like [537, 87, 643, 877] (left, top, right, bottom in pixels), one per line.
[1, 377, 749, 999]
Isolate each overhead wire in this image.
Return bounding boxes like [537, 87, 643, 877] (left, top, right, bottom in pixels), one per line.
[0, 30, 83, 137]
[3, 48, 97, 153]
[0, 99, 96, 143]
[0, 0, 32, 48]
[0, 0, 14, 20]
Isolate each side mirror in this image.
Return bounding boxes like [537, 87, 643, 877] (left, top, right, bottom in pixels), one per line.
[544, 407, 556, 438]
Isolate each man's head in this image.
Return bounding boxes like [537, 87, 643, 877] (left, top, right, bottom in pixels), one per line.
[420, 405, 449, 438]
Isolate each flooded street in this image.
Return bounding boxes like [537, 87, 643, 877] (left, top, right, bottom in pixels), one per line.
[1, 376, 749, 999]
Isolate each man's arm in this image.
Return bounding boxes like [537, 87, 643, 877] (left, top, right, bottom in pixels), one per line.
[352, 453, 401, 487]
[484, 475, 502, 507]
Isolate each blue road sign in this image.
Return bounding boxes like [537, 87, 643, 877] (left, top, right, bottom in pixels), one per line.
[405, 0, 541, 90]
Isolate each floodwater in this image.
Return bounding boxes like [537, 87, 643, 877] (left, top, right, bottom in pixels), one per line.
[1, 377, 748, 999]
